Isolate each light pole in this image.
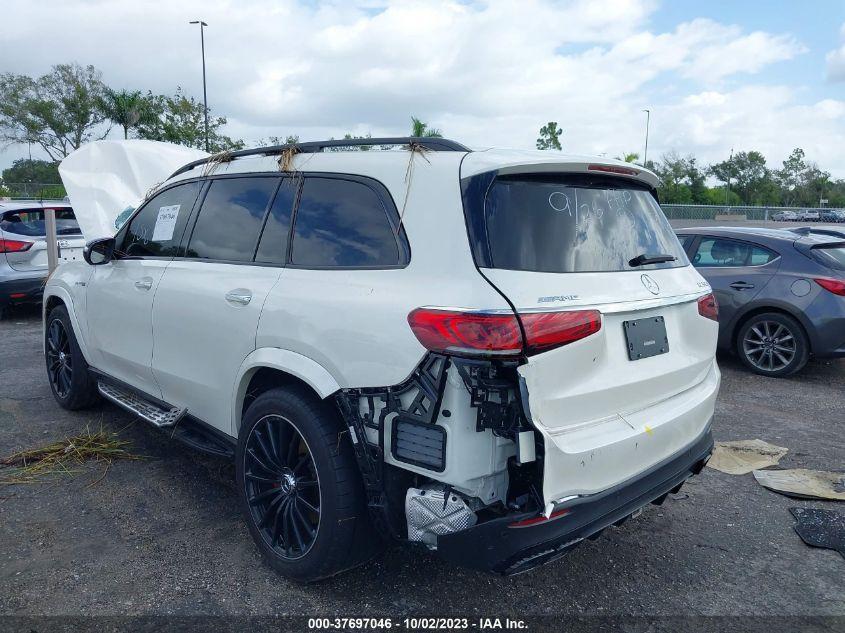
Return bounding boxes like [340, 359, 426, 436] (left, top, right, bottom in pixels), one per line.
[189, 20, 209, 152]
[725, 148, 734, 208]
[642, 109, 650, 166]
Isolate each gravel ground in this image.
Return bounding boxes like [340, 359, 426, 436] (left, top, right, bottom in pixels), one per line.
[0, 306, 843, 617]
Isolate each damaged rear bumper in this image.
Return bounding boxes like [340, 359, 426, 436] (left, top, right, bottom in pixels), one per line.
[435, 421, 713, 575]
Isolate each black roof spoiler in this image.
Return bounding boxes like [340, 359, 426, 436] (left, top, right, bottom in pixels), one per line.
[169, 137, 471, 180]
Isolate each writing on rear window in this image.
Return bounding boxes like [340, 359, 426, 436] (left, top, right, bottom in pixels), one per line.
[483, 176, 687, 274]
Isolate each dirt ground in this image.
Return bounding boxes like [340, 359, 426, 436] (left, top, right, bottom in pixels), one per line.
[0, 306, 843, 617]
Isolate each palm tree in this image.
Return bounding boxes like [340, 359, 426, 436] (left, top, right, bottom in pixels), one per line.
[98, 89, 156, 139]
[617, 152, 640, 164]
[410, 116, 442, 138]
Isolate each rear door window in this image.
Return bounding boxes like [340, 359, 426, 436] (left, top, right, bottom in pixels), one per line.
[289, 177, 406, 268]
[477, 175, 687, 273]
[0, 208, 81, 236]
[119, 182, 201, 258]
[254, 178, 297, 265]
[693, 238, 777, 267]
[186, 177, 278, 262]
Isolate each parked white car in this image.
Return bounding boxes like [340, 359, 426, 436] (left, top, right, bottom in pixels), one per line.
[44, 138, 720, 581]
[772, 210, 798, 222]
[797, 209, 821, 221]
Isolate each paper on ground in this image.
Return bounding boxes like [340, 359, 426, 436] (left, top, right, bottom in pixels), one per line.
[706, 439, 788, 475]
[59, 140, 207, 240]
[754, 469, 845, 501]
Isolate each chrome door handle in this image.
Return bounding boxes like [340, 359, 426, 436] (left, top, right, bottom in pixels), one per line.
[225, 290, 252, 305]
[729, 281, 755, 290]
[134, 278, 153, 291]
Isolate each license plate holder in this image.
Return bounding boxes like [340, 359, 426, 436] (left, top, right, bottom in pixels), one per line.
[623, 315, 669, 361]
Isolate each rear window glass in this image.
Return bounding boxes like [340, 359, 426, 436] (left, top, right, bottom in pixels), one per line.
[480, 175, 687, 273]
[290, 177, 403, 268]
[0, 208, 81, 236]
[812, 246, 845, 271]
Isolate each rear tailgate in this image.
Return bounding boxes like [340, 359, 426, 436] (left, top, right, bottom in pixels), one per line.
[460, 164, 720, 504]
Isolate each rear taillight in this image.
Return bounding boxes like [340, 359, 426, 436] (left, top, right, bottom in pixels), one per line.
[407, 308, 602, 358]
[814, 277, 845, 296]
[697, 293, 719, 321]
[520, 310, 602, 355]
[0, 238, 33, 253]
[406, 309, 523, 357]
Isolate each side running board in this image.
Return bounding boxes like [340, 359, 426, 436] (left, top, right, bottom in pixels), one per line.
[97, 381, 186, 428]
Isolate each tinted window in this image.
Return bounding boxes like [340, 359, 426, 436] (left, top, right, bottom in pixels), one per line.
[186, 177, 278, 262]
[120, 182, 201, 257]
[811, 246, 845, 271]
[693, 238, 777, 268]
[0, 208, 80, 236]
[290, 177, 401, 268]
[254, 178, 297, 265]
[481, 176, 687, 273]
[677, 234, 695, 250]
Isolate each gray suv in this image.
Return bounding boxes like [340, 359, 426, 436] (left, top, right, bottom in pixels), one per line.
[0, 202, 84, 318]
[677, 226, 845, 376]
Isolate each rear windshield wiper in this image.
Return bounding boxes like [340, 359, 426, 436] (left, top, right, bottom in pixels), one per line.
[628, 253, 677, 267]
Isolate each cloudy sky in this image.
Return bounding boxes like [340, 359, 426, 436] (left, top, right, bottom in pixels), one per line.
[3, 0, 844, 175]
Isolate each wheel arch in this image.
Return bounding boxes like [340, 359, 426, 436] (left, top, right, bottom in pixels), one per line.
[730, 302, 814, 355]
[232, 348, 342, 436]
[42, 287, 93, 363]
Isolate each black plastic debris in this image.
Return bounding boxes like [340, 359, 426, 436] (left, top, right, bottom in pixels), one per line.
[790, 507, 845, 559]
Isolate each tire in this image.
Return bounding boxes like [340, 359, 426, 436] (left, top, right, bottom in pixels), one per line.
[236, 386, 382, 582]
[736, 312, 809, 377]
[45, 304, 100, 409]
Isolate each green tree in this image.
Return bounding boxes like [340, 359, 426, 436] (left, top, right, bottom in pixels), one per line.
[2, 158, 60, 184]
[137, 88, 244, 153]
[410, 117, 442, 138]
[536, 122, 562, 150]
[617, 152, 640, 164]
[258, 134, 300, 146]
[775, 148, 806, 206]
[709, 151, 770, 205]
[98, 88, 157, 139]
[0, 63, 109, 161]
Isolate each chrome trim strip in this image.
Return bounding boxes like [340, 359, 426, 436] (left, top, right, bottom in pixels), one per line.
[418, 291, 710, 317]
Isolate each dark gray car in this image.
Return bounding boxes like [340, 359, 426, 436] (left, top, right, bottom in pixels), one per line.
[676, 226, 845, 377]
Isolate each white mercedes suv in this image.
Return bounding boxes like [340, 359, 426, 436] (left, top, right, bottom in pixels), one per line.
[44, 137, 720, 581]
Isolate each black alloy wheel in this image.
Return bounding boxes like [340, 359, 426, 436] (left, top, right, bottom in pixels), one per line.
[243, 414, 321, 559]
[46, 317, 73, 399]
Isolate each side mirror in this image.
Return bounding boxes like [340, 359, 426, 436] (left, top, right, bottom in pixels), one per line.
[83, 237, 115, 266]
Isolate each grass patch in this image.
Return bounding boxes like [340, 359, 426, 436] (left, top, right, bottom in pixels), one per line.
[0, 425, 140, 486]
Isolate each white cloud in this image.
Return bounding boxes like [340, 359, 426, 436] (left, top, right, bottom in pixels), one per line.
[2, 0, 839, 176]
[826, 22, 845, 82]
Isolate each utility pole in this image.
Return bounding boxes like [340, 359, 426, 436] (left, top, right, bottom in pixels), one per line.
[725, 148, 734, 208]
[189, 20, 209, 152]
[642, 109, 650, 166]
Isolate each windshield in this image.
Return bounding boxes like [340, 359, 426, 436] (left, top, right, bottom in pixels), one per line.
[480, 175, 687, 273]
[0, 208, 81, 236]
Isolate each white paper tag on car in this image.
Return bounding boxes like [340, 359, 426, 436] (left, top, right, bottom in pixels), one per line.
[152, 205, 180, 241]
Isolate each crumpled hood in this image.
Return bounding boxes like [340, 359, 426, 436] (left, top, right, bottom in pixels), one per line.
[59, 140, 208, 240]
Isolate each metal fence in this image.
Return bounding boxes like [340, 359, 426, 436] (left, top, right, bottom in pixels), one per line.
[661, 204, 845, 223]
[0, 182, 67, 200]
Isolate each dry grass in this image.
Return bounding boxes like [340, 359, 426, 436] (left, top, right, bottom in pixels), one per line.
[0, 425, 140, 486]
